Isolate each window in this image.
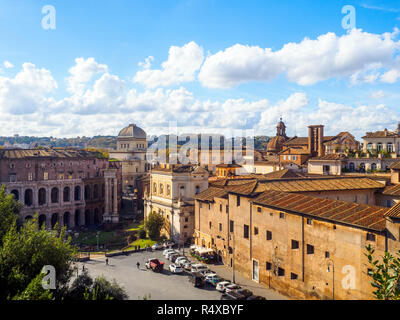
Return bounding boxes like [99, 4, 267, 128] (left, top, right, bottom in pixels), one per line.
[254, 227, 259, 235]
[278, 268, 285, 277]
[28, 172, 33, 181]
[184, 217, 188, 222]
[230, 220, 234, 233]
[291, 240, 299, 249]
[279, 212, 285, 219]
[307, 244, 314, 255]
[366, 233, 376, 242]
[44, 172, 49, 180]
[244, 225, 249, 239]
[9, 174, 16, 183]
[153, 183, 157, 193]
[291, 273, 298, 280]
[266, 262, 272, 270]
[159, 184, 164, 194]
[257, 207, 261, 213]
[220, 204, 222, 212]
[219, 223, 222, 232]
[325, 251, 330, 258]
[209, 221, 212, 229]
[195, 185, 200, 195]
[266, 230, 272, 241]
[236, 196, 240, 207]
[293, 156, 297, 161]
[307, 218, 312, 225]
[167, 185, 171, 196]
[208, 203, 211, 210]
[226, 205, 229, 213]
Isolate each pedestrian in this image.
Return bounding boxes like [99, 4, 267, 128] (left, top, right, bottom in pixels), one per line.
[106, 258, 109, 265]
[82, 265, 85, 271]
[137, 261, 140, 269]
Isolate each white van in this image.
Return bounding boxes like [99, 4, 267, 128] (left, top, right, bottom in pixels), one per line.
[190, 264, 209, 273]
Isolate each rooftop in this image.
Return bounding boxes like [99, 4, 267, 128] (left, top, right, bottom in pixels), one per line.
[0, 148, 105, 160]
[253, 190, 389, 231]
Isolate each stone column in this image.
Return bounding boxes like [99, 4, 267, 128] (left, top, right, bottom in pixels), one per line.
[113, 178, 118, 214]
[105, 178, 110, 215]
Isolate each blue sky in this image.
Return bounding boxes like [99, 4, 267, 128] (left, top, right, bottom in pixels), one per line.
[0, 0, 400, 139]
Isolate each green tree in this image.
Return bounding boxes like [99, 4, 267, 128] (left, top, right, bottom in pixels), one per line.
[12, 272, 54, 300]
[144, 212, 164, 240]
[0, 217, 75, 300]
[92, 275, 128, 300]
[365, 244, 400, 300]
[0, 185, 22, 245]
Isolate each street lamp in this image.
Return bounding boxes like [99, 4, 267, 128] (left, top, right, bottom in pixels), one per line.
[327, 259, 335, 300]
[96, 231, 100, 251]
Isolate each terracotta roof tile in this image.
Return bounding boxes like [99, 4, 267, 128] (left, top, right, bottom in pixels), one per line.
[253, 190, 389, 231]
[195, 187, 228, 202]
[384, 202, 400, 218]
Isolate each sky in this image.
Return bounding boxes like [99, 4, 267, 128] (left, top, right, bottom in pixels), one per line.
[0, 0, 400, 139]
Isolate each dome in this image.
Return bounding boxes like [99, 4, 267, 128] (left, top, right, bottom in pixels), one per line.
[118, 124, 147, 139]
[267, 135, 288, 153]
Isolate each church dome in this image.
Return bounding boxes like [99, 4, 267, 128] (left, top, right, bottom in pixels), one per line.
[118, 124, 147, 139]
[267, 135, 288, 153]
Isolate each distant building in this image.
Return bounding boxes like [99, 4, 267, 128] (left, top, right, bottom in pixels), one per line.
[362, 124, 400, 155]
[144, 164, 209, 243]
[0, 148, 122, 228]
[109, 123, 149, 192]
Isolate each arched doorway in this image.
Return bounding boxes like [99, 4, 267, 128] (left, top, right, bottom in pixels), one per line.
[25, 215, 33, 221]
[24, 189, 33, 206]
[359, 163, 365, 172]
[51, 213, 58, 228]
[39, 214, 47, 228]
[75, 210, 81, 227]
[85, 209, 91, 226]
[51, 187, 59, 203]
[10, 189, 19, 200]
[38, 188, 46, 206]
[63, 187, 70, 202]
[74, 186, 81, 201]
[349, 162, 355, 172]
[63, 212, 70, 228]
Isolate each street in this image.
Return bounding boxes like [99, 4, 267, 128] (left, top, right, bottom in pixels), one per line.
[78, 249, 287, 300]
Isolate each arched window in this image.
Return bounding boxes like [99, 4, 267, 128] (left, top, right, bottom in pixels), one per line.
[24, 189, 33, 206]
[38, 188, 46, 206]
[371, 163, 377, 171]
[74, 186, 81, 201]
[153, 183, 157, 193]
[360, 163, 366, 172]
[377, 143, 383, 152]
[10, 189, 19, 200]
[51, 213, 58, 228]
[349, 163, 355, 172]
[166, 185, 171, 196]
[367, 143, 373, 151]
[51, 187, 59, 203]
[85, 186, 91, 200]
[160, 184, 164, 194]
[387, 143, 393, 153]
[63, 212, 70, 228]
[63, 187, 70, 202]
[38, 214, 47, 228]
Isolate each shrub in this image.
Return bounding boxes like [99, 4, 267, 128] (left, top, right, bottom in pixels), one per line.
[138, 228, 146, 239]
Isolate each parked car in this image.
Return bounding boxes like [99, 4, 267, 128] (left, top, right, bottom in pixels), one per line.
[188, 272, 205, 288]
[205, 273, 220, 284]
[247, 295, 267, 300]
[169, 264, 184, 273]
[236, 289, 253, 298]
[163, 241, 175, 248]
[190, 264, 209, 273]
[220, 291, 247, 300]
[163, 249, 176, 256]
[216, 281, 231, 292]
[152, 243, 164, 250]
[182, 262, 192, 271]
[145, 258, 165, 272]
[175, 257, 188, 264]
[209, 276, 224, 286]
[225, 284, 241, 293]
[166, 251, 179, 260]
[176, 259, 190, 267]
[203, 270, 217, 277]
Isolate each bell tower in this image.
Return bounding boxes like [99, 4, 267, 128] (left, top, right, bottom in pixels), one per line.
[276, 117, 287, 137]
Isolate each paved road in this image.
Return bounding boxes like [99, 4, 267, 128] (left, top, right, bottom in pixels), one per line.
[78, 249, 287, 300]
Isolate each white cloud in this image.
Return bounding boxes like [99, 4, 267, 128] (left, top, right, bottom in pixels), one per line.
[66, 57, 108, 94]
[3, 61, 14, 69]
[199, 29, 400, 88]
[138, 56, 154, 69]
[371, 90, 386, 99]
[133, 41, 204, 88]
[0, 63, 57, 114]
[380, 68, 400, 83]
